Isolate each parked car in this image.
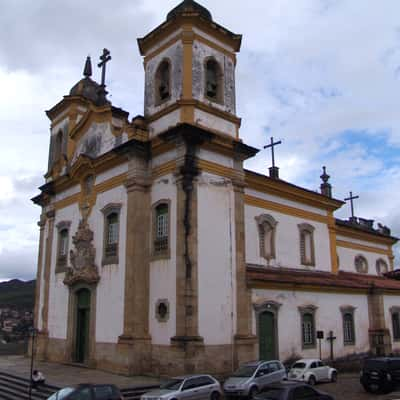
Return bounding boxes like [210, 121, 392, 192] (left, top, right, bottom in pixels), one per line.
[360, 357, 400, 393]
[223, 360, 286, 398]
[253, 381, 334, 400]
[141, 375, 222, 400]
[47, 384, 123, 400]
[287, 359, 337, 385]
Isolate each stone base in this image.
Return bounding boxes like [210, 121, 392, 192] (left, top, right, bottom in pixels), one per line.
[38, 336, 255, 377]
[369, 329, 392, 356]
[233, 334, 257, 369]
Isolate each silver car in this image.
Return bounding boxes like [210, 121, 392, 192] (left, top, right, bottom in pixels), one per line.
[141, 375, 222, 400]
[223, 360, 286, 398]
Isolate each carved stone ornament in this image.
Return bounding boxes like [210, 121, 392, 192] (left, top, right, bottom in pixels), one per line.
[63, 220, 100, 286]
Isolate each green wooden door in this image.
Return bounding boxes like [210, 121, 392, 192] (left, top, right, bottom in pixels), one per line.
[75, 289, 90, 363]
[259, 311, 276, 360]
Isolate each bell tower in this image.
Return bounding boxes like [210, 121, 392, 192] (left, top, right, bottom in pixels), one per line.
[138, 0, 242, 139]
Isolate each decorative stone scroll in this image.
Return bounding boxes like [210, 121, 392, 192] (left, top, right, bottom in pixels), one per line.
[63, 220, 100, 286]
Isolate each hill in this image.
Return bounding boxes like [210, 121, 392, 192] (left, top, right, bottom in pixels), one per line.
[0, 279, 35, 310]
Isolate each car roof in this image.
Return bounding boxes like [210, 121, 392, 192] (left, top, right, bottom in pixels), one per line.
[173, 374, 214, 379]
[264, 381, 312, 388]
[241, 360, 281, 367]
[294, 359, 320, 363]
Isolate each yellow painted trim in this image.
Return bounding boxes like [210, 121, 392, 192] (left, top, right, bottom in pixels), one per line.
[245, 194, 328, 224]
[152, 161, 176, 179]
[95, 173, 127, 194]
[198, 159, 235, 179]
[182, 28, 194, 102]
[328, 212, 339, 274]
[336, 239, 391, 256]
[193, 33, 236, 61]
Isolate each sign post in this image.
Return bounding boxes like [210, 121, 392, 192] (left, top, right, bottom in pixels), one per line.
[317, 330, 324, 360]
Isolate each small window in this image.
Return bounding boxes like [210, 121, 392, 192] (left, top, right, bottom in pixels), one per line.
[355, 254, 368, 274]
[152, 200, 170, 258]
[205, 58, 223, 103]
[391, 309, 400, 341]
[56, 221, 71, 272]
[299, 305, 317, 349]
[376, 258, 388, 276]
[298, 223, 315, 266]
[155, 60, 171, 105]
[155, 299, 170, 323]
[101, 204, 122, 265]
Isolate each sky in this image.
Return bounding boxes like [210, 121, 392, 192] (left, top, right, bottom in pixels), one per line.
[0, 0, 399, 281]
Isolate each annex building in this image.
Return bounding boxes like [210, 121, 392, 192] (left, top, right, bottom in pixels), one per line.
[32, 0, 400, 376]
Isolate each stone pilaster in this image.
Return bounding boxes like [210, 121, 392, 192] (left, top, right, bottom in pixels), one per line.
[37, 208, 55, 360]
[368, 287, 392, 356]
[232, 161, 257, 367]
[118, 153, 152, 374]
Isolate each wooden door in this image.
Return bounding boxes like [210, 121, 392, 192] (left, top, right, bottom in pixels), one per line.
[259, 311, 276, 360]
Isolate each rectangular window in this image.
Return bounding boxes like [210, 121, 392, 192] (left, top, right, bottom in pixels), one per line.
[302, 313, 315, 346]
[154, 203, 169, 255]
[393, 313, 400, 340]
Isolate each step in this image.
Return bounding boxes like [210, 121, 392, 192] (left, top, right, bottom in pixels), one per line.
[0, 371, 59, 391]
[0, 383, 48, 400]
[0, 375, 55, 396]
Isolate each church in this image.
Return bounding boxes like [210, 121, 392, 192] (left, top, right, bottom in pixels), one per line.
[32, 0, 400, 376]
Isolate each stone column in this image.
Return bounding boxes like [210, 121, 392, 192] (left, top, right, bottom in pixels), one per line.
[37, 208, 55, 360]
[118, 154, 152, 374]
[232, 163, 257, 368]
[328, 212, 339, 274]
[368, 287, 392, 355]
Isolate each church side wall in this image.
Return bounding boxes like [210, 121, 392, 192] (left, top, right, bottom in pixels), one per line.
[89, 186, 127, 343]
[245, 204, 331, 272]
[197, 172, 236, 345]
[384, 295, 400, 352]
[252, 288, 370, 361]
[149, 173, 177, 345]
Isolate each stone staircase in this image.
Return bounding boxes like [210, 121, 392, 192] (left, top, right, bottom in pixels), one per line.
[0, 371, 159, 400]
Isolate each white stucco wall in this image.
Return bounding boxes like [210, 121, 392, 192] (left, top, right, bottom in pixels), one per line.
[152, 149, 178, 169]
[148, 109, 181, 138]
[95, 162, 128, 185]
[197, 172, 236, 345]
[89, 186, 127, 343]
[337, 245, 390, 276]
[37, 221, 49, 332]
[149, 173, 178, 345]
[194, 108, 237, 138]
[198, 148, 234, 168]
[252, 289, 370, 361]
[384, 295, 400, 352]
[245, 204, 332, 272]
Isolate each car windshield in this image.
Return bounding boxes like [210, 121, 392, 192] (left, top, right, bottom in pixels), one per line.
[258, 389, 284, 400]
[292, 362, 306, 369]
[161, 379, 184, 390]
[232, 365, 257, 377]
[47, 388, 75, 400]
[364, 360, 388, 370]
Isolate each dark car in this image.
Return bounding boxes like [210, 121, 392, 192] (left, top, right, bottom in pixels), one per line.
[47, 383, 123, 400]
[253, 381, 334, 400]
[360, 357, 400, 393]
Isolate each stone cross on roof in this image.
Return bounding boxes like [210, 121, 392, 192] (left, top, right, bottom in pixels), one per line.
[344, 191, 359, 219]
[263, 136, 282, 179]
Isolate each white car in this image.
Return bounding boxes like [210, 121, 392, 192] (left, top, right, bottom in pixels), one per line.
[288, 359, 337, 385]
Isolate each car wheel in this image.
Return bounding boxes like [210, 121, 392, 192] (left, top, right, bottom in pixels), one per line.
[210, 391, 220, 400]
[308, 375, 316, 386]
[248, 386, 259, 399]
[362, 382, 381, 394]
[330, 371, 337, 383]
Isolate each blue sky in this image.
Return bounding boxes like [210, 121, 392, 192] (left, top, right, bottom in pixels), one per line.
[0, 0, 399, 280]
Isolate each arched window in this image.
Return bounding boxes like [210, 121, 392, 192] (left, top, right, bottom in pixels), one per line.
[355, 254, 368, 274]
[376, 258, 388, 276]
[155, 60, 171, 104]
[391, 307, 400, 341]
[299, 305, 317, 348]
[56, 221, 71, 272]
[256, 214, 278, 262]
[298, 223, 315, 266]
[341, 306, 356, 345]
[101, 203, 122, 265]
[205, 58, 223, 103]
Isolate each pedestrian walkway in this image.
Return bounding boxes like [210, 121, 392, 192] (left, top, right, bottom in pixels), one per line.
[0, 355, 159, 389]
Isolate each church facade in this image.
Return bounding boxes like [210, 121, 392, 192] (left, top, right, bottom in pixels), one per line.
[32, 0, 400, 376]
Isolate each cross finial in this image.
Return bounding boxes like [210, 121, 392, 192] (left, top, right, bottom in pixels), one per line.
[344, 191, 360, 220]
[263, 136, 282, 179]
[97, 48, 112, 97]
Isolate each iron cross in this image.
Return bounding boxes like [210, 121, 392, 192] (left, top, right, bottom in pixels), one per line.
[264, 137, 282, 168]
[344, 191, 359, 218]
[98, 48, 112, 88]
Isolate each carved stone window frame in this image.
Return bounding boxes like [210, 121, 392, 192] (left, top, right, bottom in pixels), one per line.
[390, 306, 400, 341]
[376, 258, 389, 276]
[56, 221, 71, 273]
[255, 214, 278, 262]
[340, 306, 356, 345]
[151, 199, 171, 260]
[155, 298, 170, 323]
[298, 223, 316, 267]
[101, 203, 122, 266]
[298, 305, 317, 349]
[355, 254, 368, 274]
[155, 58, 172, 106]
[204, 56, 224, 105]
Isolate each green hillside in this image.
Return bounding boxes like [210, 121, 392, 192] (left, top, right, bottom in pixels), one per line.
[0, 279, 35, 310]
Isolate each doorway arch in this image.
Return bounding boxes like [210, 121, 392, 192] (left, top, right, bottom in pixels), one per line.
[255, 301, 281, 360]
